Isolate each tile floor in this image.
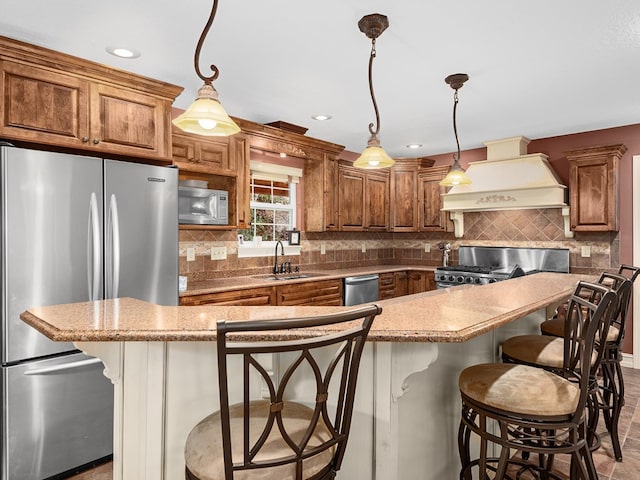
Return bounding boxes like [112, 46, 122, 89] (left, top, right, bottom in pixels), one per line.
[68, 366, 640, 480]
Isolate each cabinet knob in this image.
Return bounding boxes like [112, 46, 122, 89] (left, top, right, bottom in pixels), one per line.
[82, 137, 89, 143]
[92, 139, 100, 145]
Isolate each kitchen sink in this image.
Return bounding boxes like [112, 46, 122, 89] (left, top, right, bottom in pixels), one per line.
[253, 273, 327, 281]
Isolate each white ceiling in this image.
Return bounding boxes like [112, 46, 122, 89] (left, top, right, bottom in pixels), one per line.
[2, 1, 640, 158]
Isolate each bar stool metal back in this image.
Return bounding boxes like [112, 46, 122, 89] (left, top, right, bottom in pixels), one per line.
[502, 275, 627, 453]
[458, 282, 616, 480]
[539, 265, 640, 461]
[184, 304, 382, 480]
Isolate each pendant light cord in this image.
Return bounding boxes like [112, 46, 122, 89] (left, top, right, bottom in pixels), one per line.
[452, 89, 461, 163]
[368, 38, 381, 136]
[194, 0, 220, 85]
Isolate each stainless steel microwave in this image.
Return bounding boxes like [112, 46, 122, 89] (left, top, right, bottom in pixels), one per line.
[178, 185, 229, 225]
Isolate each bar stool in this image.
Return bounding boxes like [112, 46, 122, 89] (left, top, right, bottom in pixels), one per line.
[502, 275, 627, 452]
[540, 265, 639, 461]
[458, 282, 616, 480]
[184, 304, 381, 480]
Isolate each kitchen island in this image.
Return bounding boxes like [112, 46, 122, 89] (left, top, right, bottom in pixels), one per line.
[21, 272, 587, 480]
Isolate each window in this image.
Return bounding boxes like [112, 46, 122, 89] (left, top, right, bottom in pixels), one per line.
[238, 161, 302, 243]
[241, 177, 295, 242]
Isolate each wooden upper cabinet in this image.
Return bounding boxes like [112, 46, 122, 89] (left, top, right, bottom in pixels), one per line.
[390, 158, 435, 232]
[0, 36, 182, 162]
[567, 144, 626, 232]
[305, 154, 339, 232]
[172, 129, 250, 230]
[91, 83, 170, 159]
[418, 166, 454, 232]
[338, 166, 366, 230]
[365, 171, 390, 230]
[338, 164, 389, 231]
[171, 129, 232, 175]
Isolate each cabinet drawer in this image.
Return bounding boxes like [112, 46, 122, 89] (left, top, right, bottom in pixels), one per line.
[276, 279, 343, 306]
[180, 287, 275, 306]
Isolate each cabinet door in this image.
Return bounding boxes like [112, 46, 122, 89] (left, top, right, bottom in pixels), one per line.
[366, 172, 389, 230]
[407, 271, 426, 295]
[395, 271, 408, 297]
[276, 280, 343, 306]
[390, 168, 418, 231]
[0, 60, 89, 147]
[338, 167, 365, 230]
[418, 167, 453, 232]
[230, 134, 251, 229]
[91, 83, 170, 160]
[179, 287, 275, 306]
[567, 144, 625, 232]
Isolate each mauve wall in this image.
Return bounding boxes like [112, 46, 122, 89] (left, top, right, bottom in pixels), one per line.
[180, 123, 640, 352]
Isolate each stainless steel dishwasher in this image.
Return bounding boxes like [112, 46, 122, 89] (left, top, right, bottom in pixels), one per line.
[343, 274, 379, 306]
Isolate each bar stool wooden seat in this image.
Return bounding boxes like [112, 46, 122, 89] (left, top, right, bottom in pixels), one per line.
[540, 265, 639, 461]
[184, 304, 381, 480]
[458, 282, 616, 480]
[501, 275, 626, 452]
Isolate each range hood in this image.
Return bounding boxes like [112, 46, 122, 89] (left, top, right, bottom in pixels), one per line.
[441, 136, 572, 238]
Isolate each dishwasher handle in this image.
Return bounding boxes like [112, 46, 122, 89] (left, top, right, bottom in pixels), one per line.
[344, 274, 380, 285]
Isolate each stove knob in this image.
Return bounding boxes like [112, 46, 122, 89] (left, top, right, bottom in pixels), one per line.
[488, 278, 496, 283]
[465, 277, 473, 283]
[448, 275, 454, 282]
[474, 278, 481, 284]
[456, 276, 464, 283]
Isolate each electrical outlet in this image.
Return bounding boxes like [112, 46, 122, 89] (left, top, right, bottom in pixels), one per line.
[320, 242, 326, 255]
[361, 243, 367, 253]
[210, 246, 227, 260]
[186, 247, 195, 262]
[581, 246, 591, 258]
[424, 243, 431, 253]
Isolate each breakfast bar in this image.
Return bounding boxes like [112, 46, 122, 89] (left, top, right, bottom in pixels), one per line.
[21, 273, 587, 480]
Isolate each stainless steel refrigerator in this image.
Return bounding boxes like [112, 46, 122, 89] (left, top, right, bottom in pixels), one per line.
[0, 145, 178, 479]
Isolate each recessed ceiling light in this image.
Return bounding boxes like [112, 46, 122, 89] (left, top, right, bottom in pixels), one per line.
[106, 46, 141, 59]
[406, 144, 423, 149]
[311, 114, 332, 121]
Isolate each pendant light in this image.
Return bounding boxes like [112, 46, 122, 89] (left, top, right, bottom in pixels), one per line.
[173, 0, 240, 136]
[354, 14, 395, 169]
[439, 73, 472, 186]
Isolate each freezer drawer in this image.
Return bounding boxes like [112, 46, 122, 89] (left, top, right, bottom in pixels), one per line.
[1, 352, 113, 479]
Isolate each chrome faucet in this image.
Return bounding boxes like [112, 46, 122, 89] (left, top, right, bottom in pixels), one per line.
[273, 240, 285, 274]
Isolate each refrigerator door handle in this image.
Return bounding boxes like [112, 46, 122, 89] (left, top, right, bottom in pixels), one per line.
[106, 194, 121, 299]
[23, 357, 103, 375]
[87, 192, 101, 301]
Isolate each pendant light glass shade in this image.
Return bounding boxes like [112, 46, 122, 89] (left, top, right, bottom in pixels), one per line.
[173, 83, 240, 136]
[173, 0, 239, 137]
[354, 134, 395, 169]
[439, 158, 472, 186]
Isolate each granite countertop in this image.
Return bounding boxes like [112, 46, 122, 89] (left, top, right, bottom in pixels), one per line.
[21, 273, 588, 343]
[181, 265, 437, 296]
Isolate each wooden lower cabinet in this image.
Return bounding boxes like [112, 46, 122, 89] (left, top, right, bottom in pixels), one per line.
[179, 287, 276, 306]
[379, 273, 396, 300]
[381, 270, 435, 300]
[407, 271, 436, 294]
[276, 279, 343, 306]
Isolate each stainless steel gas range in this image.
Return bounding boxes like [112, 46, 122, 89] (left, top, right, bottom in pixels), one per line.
[435, 246, 570, 289]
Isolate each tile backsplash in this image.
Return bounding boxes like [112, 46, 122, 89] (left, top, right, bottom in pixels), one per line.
[179, 208, 618, 282]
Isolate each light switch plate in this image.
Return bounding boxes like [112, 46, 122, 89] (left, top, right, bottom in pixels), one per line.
[581, 246, 591, 258]
[186, 247, 195, 262]
[424, 243, 431, 253]
[211, 246, 227, 260]
[320, 242, 326, 255]
[361, 243, 367, 253]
